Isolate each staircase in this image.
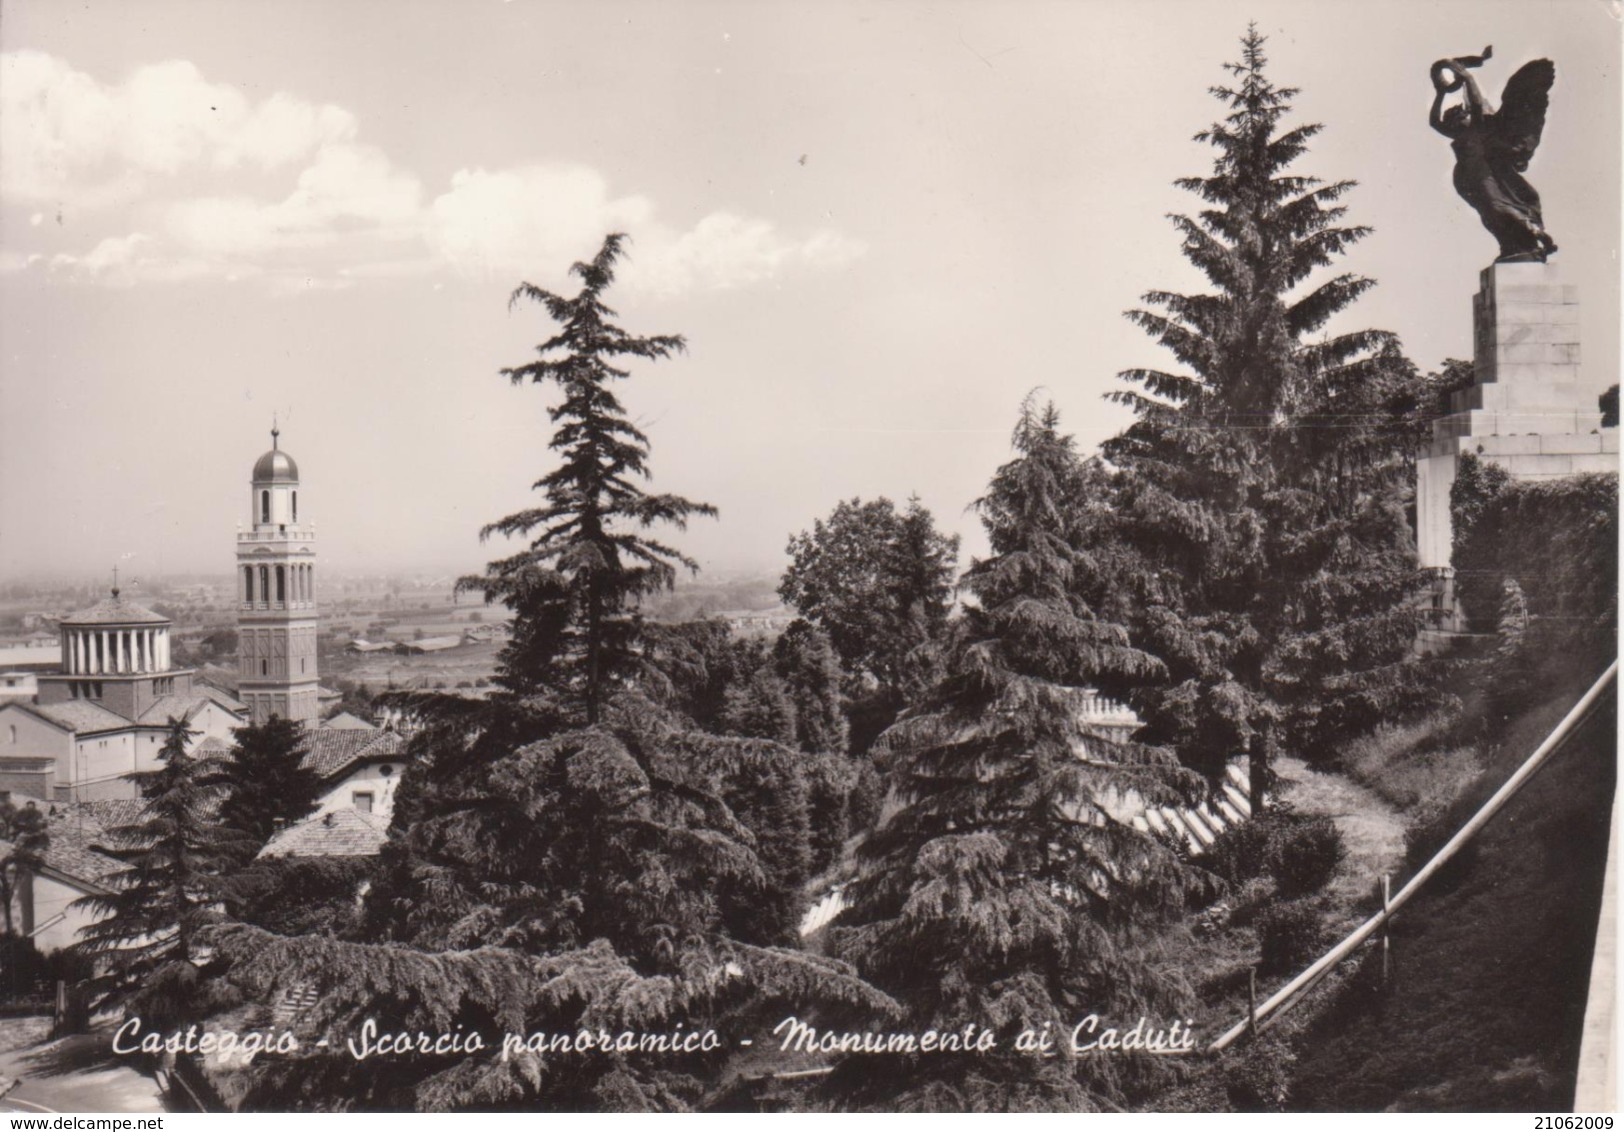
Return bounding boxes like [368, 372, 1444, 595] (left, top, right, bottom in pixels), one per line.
[799, 756, 1254, 937]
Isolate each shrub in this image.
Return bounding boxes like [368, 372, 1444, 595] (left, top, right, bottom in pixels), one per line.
[1273, 816, 1345, 897]
[0, 933, 50, 999]
[1451, 459, 1617, 643]
[1256, 898, 1327, 976]
[1205, 805, 1344, 897]
[1224, 1035, 1297, 1112]
[1204, 810, 1282, 884]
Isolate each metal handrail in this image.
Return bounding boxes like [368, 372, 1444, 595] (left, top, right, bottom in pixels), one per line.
[1208, 659, 1618, 1053]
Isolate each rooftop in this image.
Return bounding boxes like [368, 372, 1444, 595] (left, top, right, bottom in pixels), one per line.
[252, 426, 299, 483]
[300, 728, 407, 780]
[0, 795, 126, 889]
[60, 590, 169, 627]
[258, 807, 389, 859]
[29, 700, 134, 733]
[136, 692, 221, 726]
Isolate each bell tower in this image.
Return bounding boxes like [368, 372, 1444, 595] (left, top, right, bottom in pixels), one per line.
[237, 425, 319, 726]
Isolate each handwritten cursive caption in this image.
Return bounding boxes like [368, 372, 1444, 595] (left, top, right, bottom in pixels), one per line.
[112, 1013, 1198, 1061]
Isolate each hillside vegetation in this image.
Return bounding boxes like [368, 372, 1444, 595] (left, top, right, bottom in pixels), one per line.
[1286, 651, 1614, 1111]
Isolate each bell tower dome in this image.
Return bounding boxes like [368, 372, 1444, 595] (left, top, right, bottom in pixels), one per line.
[237, 425, 319, 726]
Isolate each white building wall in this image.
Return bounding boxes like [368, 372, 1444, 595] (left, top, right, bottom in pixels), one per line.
[26, 872, 103, 955]
[314, 762, 403, 823]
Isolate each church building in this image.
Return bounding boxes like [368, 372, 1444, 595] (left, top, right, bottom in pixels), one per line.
[0, 591, 245, 801]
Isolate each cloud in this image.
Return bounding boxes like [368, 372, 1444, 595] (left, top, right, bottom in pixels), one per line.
[44, 232, 235, 287]
[0, 51, 354, 208]
[428, 165, 865, 295]
[6, 52, 866, 296]
[167, 143, 423, 259]
[427, 164, 655, 278]
[625, 212, 868, 296]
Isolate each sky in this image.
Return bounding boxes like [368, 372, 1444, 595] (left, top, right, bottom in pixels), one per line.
[1, 0, 1618, 587]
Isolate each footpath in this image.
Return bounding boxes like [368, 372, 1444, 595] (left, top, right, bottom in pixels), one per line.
[0, 1019, 164, 1114]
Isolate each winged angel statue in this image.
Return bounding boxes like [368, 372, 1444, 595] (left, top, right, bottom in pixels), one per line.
[1430, 46, 1557, 262]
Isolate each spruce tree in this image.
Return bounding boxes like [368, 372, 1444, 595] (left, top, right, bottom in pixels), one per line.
[72, 718, 246, 1027]
[1100, 27, 1425, 797]
[826, 400, 1210, 1111]
[218, 715, 323, 849]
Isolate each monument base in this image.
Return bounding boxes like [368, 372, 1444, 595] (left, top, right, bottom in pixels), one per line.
[1415, 261, 1616, 588]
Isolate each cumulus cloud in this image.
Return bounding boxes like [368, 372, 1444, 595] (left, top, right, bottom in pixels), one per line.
[427, 164, 654, 278]
[1, 51, 355, 209]
[167, 143, 423, 259]
[5, 51, 866, 296]
[428, 165, 865, 295]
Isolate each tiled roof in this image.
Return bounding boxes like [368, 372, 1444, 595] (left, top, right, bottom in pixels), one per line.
[0, 800, 126, 889]
[321, 711, 377, 731]
[258, 808, 389, 859]
[77, 797, 145, 830]
[195, 736, 232, 757]
[196, 681, 247, 714]
[299, 729, 407, 781]
[31, 700, 133, 733]
[60, 593, 169, 626]
[137, 693, 215, 725]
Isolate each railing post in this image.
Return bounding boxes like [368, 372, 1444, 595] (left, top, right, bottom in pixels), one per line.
[1206, 661, 1616, 1054]
[1380, 873, 1392, 987]
[1247, 967, 1258, 1043]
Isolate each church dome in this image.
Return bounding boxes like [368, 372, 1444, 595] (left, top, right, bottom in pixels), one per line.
[61, 590, 170, 626]
[252, 427, 299, 483]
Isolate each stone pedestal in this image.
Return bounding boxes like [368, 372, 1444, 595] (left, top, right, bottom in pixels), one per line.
[1415, 261, 1617, 575]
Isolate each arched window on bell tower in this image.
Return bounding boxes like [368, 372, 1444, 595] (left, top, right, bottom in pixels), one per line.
[244, 566, 255, 603]
[261, 490, 270, 524]
[292, 491, 298, 523]
[276, 565, 286, 603]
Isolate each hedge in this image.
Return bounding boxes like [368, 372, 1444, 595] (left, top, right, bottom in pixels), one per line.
[1450, 457, 1616, 640]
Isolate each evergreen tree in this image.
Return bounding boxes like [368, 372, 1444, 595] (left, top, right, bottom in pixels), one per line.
[218, 715, 323, 849]
[461, 232, 717, 722]
[772, 619, 850, 755]
[1099, 27, 1425, 798]
[644, 619, 768, 735]
[72, 718, 246, 1027]
[207, 235, 893, 1110]
[0, 799, 48, 938]
[826, 400, 1210, 1111]
[717, 666, 799, 747]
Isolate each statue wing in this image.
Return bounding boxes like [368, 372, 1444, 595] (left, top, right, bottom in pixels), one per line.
[1490, 59, 1555, 170]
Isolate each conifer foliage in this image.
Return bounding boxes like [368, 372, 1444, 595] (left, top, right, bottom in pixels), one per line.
[826, 400, 1211, 1111]
[1100, 27, 1424, 795]
[217, 715, 323, 850]
[462, 232, 717, 722]
[207, 235, 892, 1110]
[73, 718, 245, 1027]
